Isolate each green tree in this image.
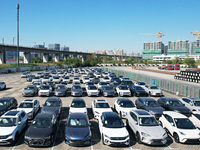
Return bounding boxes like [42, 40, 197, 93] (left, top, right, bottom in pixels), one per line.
[166, 60, 172, 64]
[172, 59, 180, 64]
[183, 58, 196, 67]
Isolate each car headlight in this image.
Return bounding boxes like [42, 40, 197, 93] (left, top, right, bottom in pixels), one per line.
[44, 136, 51, 139]
[141, 132, 150, 137]
[95, 111, 100, 114]
[84, 134, 91, 140]
[179, 131, 186, 135]
[104, 134, 110, 138]
[1, 133, 12, 139]
[163, 132, 167, 137]
[65, 134, 71, 139]
[122, 111, 127, 115]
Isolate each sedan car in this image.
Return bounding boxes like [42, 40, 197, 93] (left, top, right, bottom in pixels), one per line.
[111, 77, 121, 84]
[130, 85, 148, 97]
[100, 85, 115, 97]
[116, 85, 131, 97]
[91, 99, 112, 119]
[99, 112, 130, 146]
[0, 97, 18, 116]
[135, 97, 165, 119]
[69, 99, 87, 114]
[38, 85, 52, 97]
[109, 81, 119, 91]
[179, 97, 200, 111]
[71, 85, 83, 97]
[17, 99, 40, 119]
[24, 112, 58, 147]
[65, 113, 91, 146]
[0, 82, 6, 90]
[143, 85, 163, 97]
[157, 97, 192, 117]
[42, 76, 51, 84]
[21, 72, 29, 78]
[32, 82, 43, 89]
[46, 81, 56, 90]
[32, 77, 41, 84]
[134, 81, 146, 88]
[41, 97, 62, 118]
[92, 77, 100, 84]
[126, 109, 167, 145]
[86, 85, 99, 97]
[54, 84, 67, 97]
[62, 76, 70, 83]
[97, 82, 107, 89]
[102, 76, 111, 83]
[114, 98, 136, 118]
[22, 85, 38, 97]
[26, 75, 36, 82]
[159, 111, 200, 143]
[52, 76, 61, 84]
[121, 80, 134, 88]
[85, 81, 94, 89]
[82, 76, 90, 84]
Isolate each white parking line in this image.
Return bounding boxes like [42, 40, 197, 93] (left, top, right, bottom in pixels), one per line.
[51, 120, 61, 150]
[91, 143, 94, 150]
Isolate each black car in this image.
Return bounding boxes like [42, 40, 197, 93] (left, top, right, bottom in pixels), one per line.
[111, 77, 121, 84]
[109, 81, 119, 91]
[121, 80, 134, 88]
[46, 81, 55, 90]
[65, 113, 91, 146]
[100, 85, 115, 97]
[41, 97, 62, 118]
[24, 112, 58, 147]
[88, 72, 94, 78]
[92, 77, 100, 84]
[27, 75, 36, 82]
[0, 97, 18, 116]
[135, 97, 165, 119]
[130, 85, 148, 97]
[157, 97, 192, 116]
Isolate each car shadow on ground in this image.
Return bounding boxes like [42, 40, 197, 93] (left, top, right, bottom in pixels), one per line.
[90, 120, 101, 146]
[0, 87, 12, 91]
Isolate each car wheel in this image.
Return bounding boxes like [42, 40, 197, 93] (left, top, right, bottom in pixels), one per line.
[173, 133, 180, 143]
[102, 134, 106, 145]
[51, 135, 54, 146]
[14, 132, 19, 143]
[126, 119, 129, 128]
[136, 132, 142, 144]
[114, 105, 116, 111]
[159, 121, 163, 127]
[120, 111, 122, 118]
[120, 92, 123, 97]
[149, 92, 151, 96]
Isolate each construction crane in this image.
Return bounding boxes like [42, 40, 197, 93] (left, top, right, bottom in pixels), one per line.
[140, 31, 167, 42]
[190, 30, 200, 40]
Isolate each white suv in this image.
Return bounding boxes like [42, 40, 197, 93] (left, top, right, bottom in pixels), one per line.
[99, 112, 130, 146]
[179, 97, 200, 111]
[69, 99, 87, 114]
[0, 110, 28, 145]
[126, 109, 167, 145]
[159, 111, 200, 143]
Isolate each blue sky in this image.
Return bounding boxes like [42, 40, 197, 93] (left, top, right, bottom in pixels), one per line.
[0, 0, 200, 54]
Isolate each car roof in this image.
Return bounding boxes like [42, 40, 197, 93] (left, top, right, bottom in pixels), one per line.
[0, 97, 14, 101]
[131, 109, 152, 116]
[35, 113, 53, 119]
[72, 99, 85, 103]
[95, 99, 108, 103]
[46, 97, 60, 101]
[117, 98, 132, 102]
[163, 111, 187, 118]
[22, 99, 35, 102]
[182, 97, 200, 101]
[69, 112, 87, 119]
[160, 97, 179, 101]
[102, 112, 120, 119]
[3, 110, 20, 117]
[138, 97, 156, 101]
[118, 85, 128, 87]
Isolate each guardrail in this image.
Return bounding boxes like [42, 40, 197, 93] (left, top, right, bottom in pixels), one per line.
[104, 67, 200, 98]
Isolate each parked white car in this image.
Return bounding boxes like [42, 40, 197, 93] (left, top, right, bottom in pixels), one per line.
[159, 111, 200, 143]
[86, 85, 99, 97]
[85, 81, 94, 89]
[69, 99, 87, 114]
[42, 76, 51, 84]
[99, 112, 130, 146]
[0, 82, 6, 90]
[91, 99, 112, 119]
[114, 98, 136, 118]
[97, 82, 107, 89]
[134, 82, 146, 88]
[189, 111, 200, 129]
[82, 76, 90, 84]
[32, 77, 41, 84]
[126, 109, 167, 145]
[0, 110, 28, 145]
[73, 77, 80, 83]
[179, 97, 200, 111]
[116, 85, 131, 97]
[38, 85, 52, 97]
[102, 76, 111, 83]
[94, 72, 101, 78]
[143, 85, 163, 96]
[62, 76, 70, 83]
[17, 99, 40, 119]
[52, 76, 61, 84]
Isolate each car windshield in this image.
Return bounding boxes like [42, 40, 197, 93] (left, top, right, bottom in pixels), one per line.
[119, 86, 128, 90]
[193, 101, 200, 106]
[44, 101, 59, 107]
[25, 86, 34, 90]
[44, 77, 49, 79]
[19, 103, 33, 108]
[104, 77, 109, 79]
[145, 101, 159, 107]
[74, 77, 79, 80]
[100, 82, 107, 85]
[96, 103, 110, 108]
[135, 86, 144, 90]
[85, 78, 89, 80]
[40, 86, 50, 90]
[47, 82, 54, 85]
[72, 86, 81, 90]
[32, 119, 51, 128]
[71, 101, 85, 108]
[104, 118, 124, 128]
[166, 100, 183, 106]
[102, 87, 113, 90]
[0, 101, 8, 107]
[54, 77, 60, 79]
[120, 101, 135, 107]
[69, 118, 88, 127]
[56, 86, 65, 89]
[64, 76, 69, 79]
[174, 118, 196, 129]
[86, 82, 93, 85]
[125, 81, 133, 86]
[0, 118, 17, 127]
[150, 86, 158, 89]
[138, 82, 145, 85]
[139, 117, 159, 126]
[88, 86, 97, 90]
[35, 77, 39, 79]
[113, 82, 119, 86]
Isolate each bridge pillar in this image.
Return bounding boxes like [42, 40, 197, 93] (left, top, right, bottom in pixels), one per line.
[63, 54, 69, 60]
[73, 55, 77, 59]
[23, 52, 31, 64]
[43, 53, 49, 63]
[82, 55, 86, 63]
[55, 54, 60, 62]
[0, 50, 6, 64]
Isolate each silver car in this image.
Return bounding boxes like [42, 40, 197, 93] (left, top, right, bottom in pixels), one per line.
[22, 85, 38, 97]
[54, 84, 67, 96]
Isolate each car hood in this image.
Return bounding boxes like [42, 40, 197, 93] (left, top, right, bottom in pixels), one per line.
[25, 126, 52, 138]
[120, 90, 130, 92]
[71, 89, 82, 93]
[23, 89, 34, 93]
[136, 90, 146, 93]
[66, 127, 90, 139]
[146, 107, 165, 114]
[103, 127, 128, 137]
[120, 107, 136, 113]
[69, 107, 87, 113]
[103, 90, 114, 93]
[150, 89, 162, 93]
[88, 89, 99, 92]
[41, 107, 59, 114]
[17, 108, 32, 114]
[94, 108, 112, 113]
[170, 106, 190, 112]
[0, 107, 8, 112]
[55, 89, 66, 92]
[141, 126, 166, 138]
[0, 126, 16, 135]
[39, 89, 50, 92]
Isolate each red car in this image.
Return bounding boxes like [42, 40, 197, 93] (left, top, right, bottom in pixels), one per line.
[167, 64, 174, 70]
[174, 64, 180, 70]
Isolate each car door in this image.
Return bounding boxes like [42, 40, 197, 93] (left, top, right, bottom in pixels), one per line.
[163, 114, 175, 134]
[34, 100, 39, 113]
[129, 112, 138, 134]
[181, 98, 191, 110]
[20, 112, 27, 129]
[98, 115, 104, 134]
[115, 100, 120, 113]
[17, 115, 24, 133]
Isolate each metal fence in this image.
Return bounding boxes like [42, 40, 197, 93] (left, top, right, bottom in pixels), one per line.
[104, 67, 200, 98]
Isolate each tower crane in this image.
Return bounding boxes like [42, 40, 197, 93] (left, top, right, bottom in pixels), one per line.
[190, 30, 200, 40]
[140, 31, 167, 42]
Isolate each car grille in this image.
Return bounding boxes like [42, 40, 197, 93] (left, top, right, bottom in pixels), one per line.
[151, 139, 162, 143]
[123, 92, 130, 95]
[0, 136, 8, 139]
[29, 139, 44, 145]
[110, 137, 127, 140]
[40, 92, 48, 95]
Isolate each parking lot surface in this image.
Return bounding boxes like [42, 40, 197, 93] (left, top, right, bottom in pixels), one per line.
[0, 69, 200, 150]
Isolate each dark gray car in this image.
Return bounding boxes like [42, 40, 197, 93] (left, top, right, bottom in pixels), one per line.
[100, 85, 115, 97]
[71, 85, 83, 97]
[135, 97, 165, 119]
[22, 85, 38, 97]
[54, 84, 67, 96]
[92, 77, 100, 84]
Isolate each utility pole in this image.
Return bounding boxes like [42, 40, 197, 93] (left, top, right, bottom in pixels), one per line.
[2, 38, 4, 45]
[17, 4, 20, 67]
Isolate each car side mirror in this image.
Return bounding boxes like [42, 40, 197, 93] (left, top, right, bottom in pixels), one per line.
[18, 122, 21, 125]
[171, 122, 175, 126]
[135, 121, 138, 125]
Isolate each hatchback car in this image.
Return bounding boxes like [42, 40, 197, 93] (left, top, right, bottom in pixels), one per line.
[69, 99, 87, 114]
[0, 97, 18, 116]
[143, 85, 163, 97]
[65, 113, 91, 146]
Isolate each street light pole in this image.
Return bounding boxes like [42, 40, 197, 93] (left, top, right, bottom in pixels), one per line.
[17, 4, 20, 67]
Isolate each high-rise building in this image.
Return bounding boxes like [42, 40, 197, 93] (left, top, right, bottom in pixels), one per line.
[48, 44, 60, 50]
[61, 46, 70, 51]
[142, 41, 164, 59]
[192, 40, 200, 55]
[115, 49, 124, 56]
[167, 40, 189, 55]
